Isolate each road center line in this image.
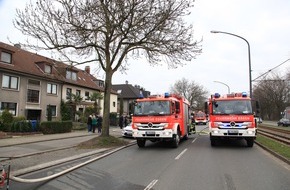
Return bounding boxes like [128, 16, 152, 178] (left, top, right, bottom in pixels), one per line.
[144, 179, 158, 190]
[175, 148, 187, 160]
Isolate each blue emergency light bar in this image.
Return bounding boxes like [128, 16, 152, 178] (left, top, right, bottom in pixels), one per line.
[242, 92, 247, 97]
[164, 92, 170, 98]
[214, 93, 220, 98]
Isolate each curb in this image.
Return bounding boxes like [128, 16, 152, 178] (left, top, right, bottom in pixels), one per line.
[11, 141, 137, 179]
[254, 141, 290, 165]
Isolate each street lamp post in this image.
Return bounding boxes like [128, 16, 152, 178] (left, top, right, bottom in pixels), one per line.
[213, 81, 230, 94]
[211, 30, 252, 98]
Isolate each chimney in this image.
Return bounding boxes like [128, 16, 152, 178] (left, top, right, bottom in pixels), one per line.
[85, 66, 90, 74]
[125, 80, 128, 84]
[14, 44, 21, 48]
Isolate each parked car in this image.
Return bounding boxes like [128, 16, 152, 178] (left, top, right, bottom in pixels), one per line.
[122, 123, 133, 138]
[277, 118, 290, 127]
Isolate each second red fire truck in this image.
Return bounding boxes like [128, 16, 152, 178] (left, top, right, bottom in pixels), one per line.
[205, 92, 260, 147]
[132, 93, 191, 148]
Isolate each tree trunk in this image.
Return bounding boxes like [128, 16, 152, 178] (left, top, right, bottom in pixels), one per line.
[101, 70, 113, 137]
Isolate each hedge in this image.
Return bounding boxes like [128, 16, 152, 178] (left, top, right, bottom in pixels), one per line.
[40, 121, 72, 134]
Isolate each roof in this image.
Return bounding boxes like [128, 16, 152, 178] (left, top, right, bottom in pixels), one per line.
[0, 42, 117, 94]
[112, 84, 147, 99]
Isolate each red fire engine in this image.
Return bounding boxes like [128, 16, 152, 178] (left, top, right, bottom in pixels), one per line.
[132, 93, 191, 148]
[205, 92, 260, 147]
[194, 111, 207, 125]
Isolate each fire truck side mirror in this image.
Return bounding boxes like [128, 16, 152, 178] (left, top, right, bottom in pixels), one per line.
[176, 102, 180, 114]
[204, 102, 208, 114]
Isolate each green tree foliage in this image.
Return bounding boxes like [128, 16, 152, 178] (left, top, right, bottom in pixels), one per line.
[60, 100, 72, 121]
[47, 104, 52, 121]
[1, 109, 13, 124]
[90, 92, 103, 114]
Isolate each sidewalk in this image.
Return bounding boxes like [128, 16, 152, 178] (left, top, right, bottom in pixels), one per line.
[0, 126, 123, 147]
[0, 126, 135, 176]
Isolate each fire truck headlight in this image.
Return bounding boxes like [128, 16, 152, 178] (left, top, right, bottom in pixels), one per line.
[213, 122, 222, 127]
[248, 131, 253, 135]
[163, 131, 171, 136]
[213, 130, 219, 134]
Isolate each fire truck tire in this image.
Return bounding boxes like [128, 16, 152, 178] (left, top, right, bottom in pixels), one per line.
[210, 135, 217, 146]
[210, 139, 217, 146]
[246, 138, 254, 147]
[137, 139, 146, 148]
[172, 131, 180, 148]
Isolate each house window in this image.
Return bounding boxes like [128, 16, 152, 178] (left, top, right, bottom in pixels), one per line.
[27, 89, 40, 103]
[66, 88, 72, 99]
[2, 75, 19, 90]
[0, 51, 12, 64]
[1, 102, 17, 116]
[99, 81, 104, 87]
[66, 70, 77, 81]
[76, 89, 81, 96]
[113, 101, 116, 107]
[46, 105, 56, 117]
[85, 91, 90, 100]
[44, 65, 52, 74]
[47, 83, 57, 95]
[28, 79, 40, 86]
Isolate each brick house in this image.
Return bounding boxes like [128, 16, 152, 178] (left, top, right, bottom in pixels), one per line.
[0, 42, 118, 122]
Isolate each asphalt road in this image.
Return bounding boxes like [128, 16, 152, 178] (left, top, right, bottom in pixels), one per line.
[9, 125, 290, 190]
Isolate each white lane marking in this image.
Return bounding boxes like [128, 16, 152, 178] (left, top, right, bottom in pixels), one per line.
[144, 179, 158, 190]
[192, 138, 197, 143]
[175, 148, 187, 160]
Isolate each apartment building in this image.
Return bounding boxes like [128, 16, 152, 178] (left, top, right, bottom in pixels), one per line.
[0, 42, 117, 121]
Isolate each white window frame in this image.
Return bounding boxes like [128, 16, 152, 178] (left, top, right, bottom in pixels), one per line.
[47, 83, 57, 95]
[1, 51, 12, 64]
[2, 75, 19, 90]
[46, 105, 57, 117]
[44, 65, 52, 74]
[0, 102, 17, 116]
[27, 89, 40, 103]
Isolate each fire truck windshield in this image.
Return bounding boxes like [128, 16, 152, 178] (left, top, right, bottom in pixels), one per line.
[213, 100, 252, 115]
[134, 101, 170, 116]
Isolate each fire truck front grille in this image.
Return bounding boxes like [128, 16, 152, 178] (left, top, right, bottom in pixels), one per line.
[136, 123, 166, 130]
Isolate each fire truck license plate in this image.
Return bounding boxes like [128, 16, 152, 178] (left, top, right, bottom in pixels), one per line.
[228, 130, 238, 134]
[146, 131, 155, 135]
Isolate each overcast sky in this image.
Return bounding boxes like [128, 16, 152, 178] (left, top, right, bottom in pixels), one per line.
[0, 0, 289, 96]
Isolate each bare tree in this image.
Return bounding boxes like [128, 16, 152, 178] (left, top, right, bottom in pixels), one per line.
[170, 78, 208, 110]
[253, 72, 289, 120]
[14, 0, 202, 137]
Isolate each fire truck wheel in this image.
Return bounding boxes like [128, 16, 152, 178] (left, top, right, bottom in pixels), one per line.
[137, 139, 146, 148]
[210, 135, 217, 146]
[172, 131, 180, 148]
[210, 139, 216, 146]
[246, 138, 254, 147]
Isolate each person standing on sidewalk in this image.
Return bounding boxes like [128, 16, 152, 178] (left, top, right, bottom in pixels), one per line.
[87, 115, 92, 133]
[124, 115, 128, 127]
[97, 115, 103, 133]
[92, 114, 97, 133]
[119, 115, 124, 129]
